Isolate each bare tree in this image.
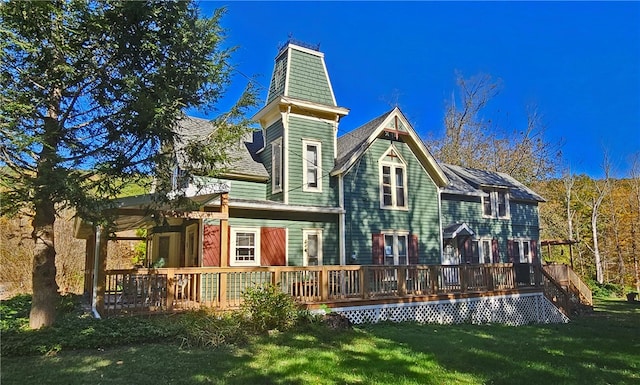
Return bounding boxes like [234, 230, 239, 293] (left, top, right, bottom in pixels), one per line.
[426, 72, 562, 185]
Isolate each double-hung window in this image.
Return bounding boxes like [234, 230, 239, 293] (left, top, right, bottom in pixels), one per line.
[380, 148, 407, 209]
[271, 138, 283, 193]
[482, 189, 509, 219]
[302, 140, 321, 192]
[510, 239, 532, 263]
[383, 232, 409, 265]
[230, 228, 261, 266]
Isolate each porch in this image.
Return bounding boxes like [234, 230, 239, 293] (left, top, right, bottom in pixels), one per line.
[99, 263, 545, 317]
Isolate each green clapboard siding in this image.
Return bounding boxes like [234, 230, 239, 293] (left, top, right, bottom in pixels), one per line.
[287, 115, 339, 207]
[204, 216, 339, 266]
[228, 180, 266, 201]
[287, 49, 334, 106]
[343, 138, 441, 265]
[261, 120, 284, 202]
[440, 195, 540, 262]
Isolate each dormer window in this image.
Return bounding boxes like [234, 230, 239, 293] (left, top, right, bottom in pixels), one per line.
[379, 147, 408, 210]
[482, 189, 510, 219]
[302, 139, 322, 192]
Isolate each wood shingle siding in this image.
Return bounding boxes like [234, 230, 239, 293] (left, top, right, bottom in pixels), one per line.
[287, 49, 335, 106]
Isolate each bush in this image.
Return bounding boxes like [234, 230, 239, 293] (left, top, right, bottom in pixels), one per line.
[588, 280, 625, 298]
[1, 294, 185, 356]
[241, 284, 299, 333]
[177, 309, 247, 349]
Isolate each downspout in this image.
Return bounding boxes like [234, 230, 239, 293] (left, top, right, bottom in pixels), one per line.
[91, 226, 102, 319]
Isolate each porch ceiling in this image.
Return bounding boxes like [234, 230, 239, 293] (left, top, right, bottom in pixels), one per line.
[74, 192, 226, 239]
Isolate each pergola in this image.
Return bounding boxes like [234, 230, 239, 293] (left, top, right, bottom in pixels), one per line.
[540, 239, 579, 269]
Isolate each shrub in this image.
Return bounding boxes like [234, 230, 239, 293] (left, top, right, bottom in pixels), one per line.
[241, 284, 299, 333]
[177, 309, 247, 349]
[588, 280, 625, 298]
[1, 294, 185, 356]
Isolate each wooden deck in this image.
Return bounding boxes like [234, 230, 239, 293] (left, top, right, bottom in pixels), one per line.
[100, 263, 544, 317]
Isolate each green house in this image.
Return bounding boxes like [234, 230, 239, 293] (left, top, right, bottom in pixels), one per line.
[129, 40, 545, 271]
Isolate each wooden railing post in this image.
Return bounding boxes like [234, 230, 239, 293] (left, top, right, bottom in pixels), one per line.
[218, 272, 227, 309]
[460, 265, 467, 293]
[361, 266, 369, 299]
[166, 268, 175, 311]
[486, 266, 495, 291]
[320, 266, 329, 301]
[430, 266, 438, 294]
[398, 267, 407, 296]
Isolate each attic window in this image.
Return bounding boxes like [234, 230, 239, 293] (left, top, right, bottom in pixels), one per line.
[482, 189, 510, 219]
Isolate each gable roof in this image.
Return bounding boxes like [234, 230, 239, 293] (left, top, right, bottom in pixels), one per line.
[174, 116, 269, 181]
[442, 163, 545, 202]
[332, 107, 449, 187]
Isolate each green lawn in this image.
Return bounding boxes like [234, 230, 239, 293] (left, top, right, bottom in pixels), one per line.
[2, 298, 638, 385]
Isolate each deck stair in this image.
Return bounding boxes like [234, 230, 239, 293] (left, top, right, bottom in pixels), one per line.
[542, 264, 593, 316]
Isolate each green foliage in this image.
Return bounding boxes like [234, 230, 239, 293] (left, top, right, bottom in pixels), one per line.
[241, 284, 300, 333]
[177, 309, 247, 349]
[1, 294, 184, 356]
[588, 280, 625, 298]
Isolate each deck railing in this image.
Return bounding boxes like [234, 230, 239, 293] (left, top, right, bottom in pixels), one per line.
[543, 264, 593, 306]
[101, 263, 542, 316]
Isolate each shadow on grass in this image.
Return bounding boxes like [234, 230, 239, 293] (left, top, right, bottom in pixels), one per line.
[1, 298, 638, 385]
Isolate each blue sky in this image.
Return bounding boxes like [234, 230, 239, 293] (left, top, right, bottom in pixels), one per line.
[194, 1, 640, 179]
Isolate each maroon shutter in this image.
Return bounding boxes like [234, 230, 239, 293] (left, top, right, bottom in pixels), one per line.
[463, 238, 472, 263]
[261, 227, 286, 266]
[530, 240, 538, 265]
[507, 240, 515, 263]
[491, 238, 500, 263]
[409, 234, 419, 265]
[372, 233, 384, 265]
[202, 225, 221, 267]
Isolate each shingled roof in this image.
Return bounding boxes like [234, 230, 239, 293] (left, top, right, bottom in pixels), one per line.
[334, 109, 394, 171]
[442, 163, 544, 202]
[174, 116, 269, 181]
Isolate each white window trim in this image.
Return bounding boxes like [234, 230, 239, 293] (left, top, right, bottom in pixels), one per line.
[271, 137, 283, 194]
[482, 189, 510, 219]
[511, 239, 532, 264]
[230, 227, 261, 267]
[479, 238, 493, 264]
[381, 230, 409, 265]
[302, 139, 322, 192]
[379, 149, 408, 210]
[302, 229, 323, 266]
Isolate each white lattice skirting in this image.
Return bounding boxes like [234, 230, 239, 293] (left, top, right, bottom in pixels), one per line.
[329, 293, 569, 326]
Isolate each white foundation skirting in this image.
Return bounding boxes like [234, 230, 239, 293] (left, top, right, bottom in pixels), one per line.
[327, 293, 569, 325]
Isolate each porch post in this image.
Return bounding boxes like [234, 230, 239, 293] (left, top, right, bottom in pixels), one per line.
[84, 233, 95, 298]
[219, 192, 229, 308]
[94, 226, 107, 316]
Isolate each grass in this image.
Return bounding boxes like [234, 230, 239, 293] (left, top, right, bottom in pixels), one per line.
[1, 298, 639, 385]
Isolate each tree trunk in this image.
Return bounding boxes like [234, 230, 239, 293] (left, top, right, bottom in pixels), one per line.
[30, 81, 62, 329]
[592, 201, 604, 284]
[30, 199, 59, 329]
